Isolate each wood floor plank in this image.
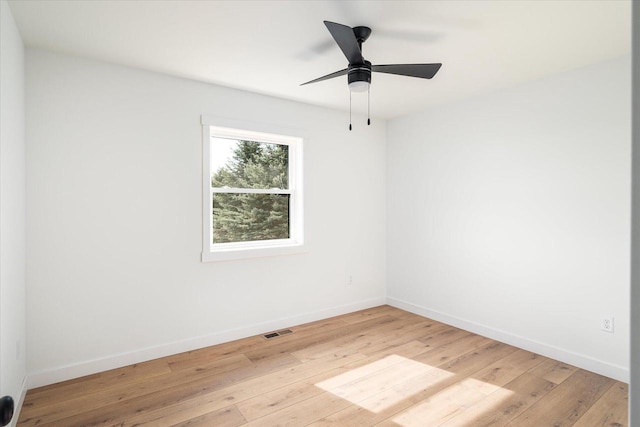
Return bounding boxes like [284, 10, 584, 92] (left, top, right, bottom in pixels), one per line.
[413, 333, 496, 367]
[17, 353, 258, 426]
[469, 349, 548, 394]
[243, 315, 398, 364]
[171, 405, 246, 427]
[235, 375, 328, 422]
[438, 372, 556, 427]
[161, 336, 264, 372]
[572, 381, 628, 427]
[18, 306, 627, 427]
[117, 351, 366, 427]
[243, 391, 353, 426]
[506, 369, 615, 427]
[165, 317, 350, 372]
[358, 320, 450, 356]
[290, 318, 439, 362]
[21, 354, 300, 425]
[236, 340, 432, 422]
[527, 358, 578, 384]
[336, 305, 403, 324]
[23, 358, 172, 408]
[162, 306, 377, 372]
[377, 379, 489, 426]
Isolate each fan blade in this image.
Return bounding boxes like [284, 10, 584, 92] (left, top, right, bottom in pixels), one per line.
[300, 68, 348, 86]
[371, 63, 442, 79]
[324, 21, 364, 65]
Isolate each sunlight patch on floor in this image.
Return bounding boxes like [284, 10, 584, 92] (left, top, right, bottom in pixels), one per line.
[315, 355, 454, 413]
[392, 377, 514, 427]
[315, 355, 517, 424]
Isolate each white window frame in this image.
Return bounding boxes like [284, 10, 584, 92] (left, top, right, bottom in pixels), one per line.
[201, 117, 305, 262]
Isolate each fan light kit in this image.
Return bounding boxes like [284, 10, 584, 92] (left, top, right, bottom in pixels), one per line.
[302, 21, 442, 131]
[349, 80, 369, 93]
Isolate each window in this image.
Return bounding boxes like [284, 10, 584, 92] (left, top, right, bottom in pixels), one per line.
[202, 121, 304, 261]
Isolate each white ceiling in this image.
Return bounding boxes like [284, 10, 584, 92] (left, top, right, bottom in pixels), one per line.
[8, 0, 631, 119]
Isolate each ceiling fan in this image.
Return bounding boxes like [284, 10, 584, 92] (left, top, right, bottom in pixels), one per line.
[301, 21, 442, 130]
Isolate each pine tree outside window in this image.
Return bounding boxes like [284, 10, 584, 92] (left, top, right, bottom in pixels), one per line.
[202, 120, 304, 261]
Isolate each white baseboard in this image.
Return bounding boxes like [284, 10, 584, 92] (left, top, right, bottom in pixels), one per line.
[387, 297, 629, 383]
[9, 376, 27, 427]
[27, 296, 387, 389]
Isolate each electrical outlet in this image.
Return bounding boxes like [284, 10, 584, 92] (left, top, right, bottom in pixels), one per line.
[601, 316, 614, 333]
[347, 275, 353, 286]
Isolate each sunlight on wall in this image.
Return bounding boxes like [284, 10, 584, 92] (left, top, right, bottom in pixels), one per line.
[315, 355, 515, 424]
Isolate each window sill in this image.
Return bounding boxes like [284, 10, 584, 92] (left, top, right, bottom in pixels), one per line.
[201, 243, 308, 262]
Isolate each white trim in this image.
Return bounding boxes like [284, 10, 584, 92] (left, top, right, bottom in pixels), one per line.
[211, 188, 291, 194]
[208, 126, 300, 146]
[200, 115, 307, 140]
[25, 296, 629, 388]
[386, 297, 630, 383]
[288, 133, 303, 251]
[202, 243, 308, 262]
[26, 297, 386, 389]
[209, 237, 296, 251]
[202, 119, 305, 262]
[202, 123, 212, 259]
[9, 376, 27, 427]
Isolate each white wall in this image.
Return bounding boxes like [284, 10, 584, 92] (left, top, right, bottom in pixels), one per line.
[25, 50, 386, 386]
[387, 56, 631, 381]
[0, 0, 27, 422]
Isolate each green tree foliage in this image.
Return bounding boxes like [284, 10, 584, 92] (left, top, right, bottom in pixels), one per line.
[212, 141, 289, 243]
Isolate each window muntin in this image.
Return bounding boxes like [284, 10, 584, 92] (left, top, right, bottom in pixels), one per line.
[202, 124, 303, 261]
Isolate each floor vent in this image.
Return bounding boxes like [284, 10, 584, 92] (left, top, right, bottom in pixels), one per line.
[263, 329, 293, 339]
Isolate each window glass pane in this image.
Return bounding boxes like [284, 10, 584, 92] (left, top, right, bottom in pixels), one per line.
[211, 137, 288, 190]
[213, 193, 290, 243]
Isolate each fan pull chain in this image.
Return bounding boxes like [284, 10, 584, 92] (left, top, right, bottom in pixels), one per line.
[349, 91, 352, 131]
[367, 86, 371, 126]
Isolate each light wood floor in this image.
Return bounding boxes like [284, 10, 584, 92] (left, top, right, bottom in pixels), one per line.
[18, 305, 628, 426]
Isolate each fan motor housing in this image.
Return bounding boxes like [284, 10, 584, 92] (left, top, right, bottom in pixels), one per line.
[348, 61, 372, 85]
